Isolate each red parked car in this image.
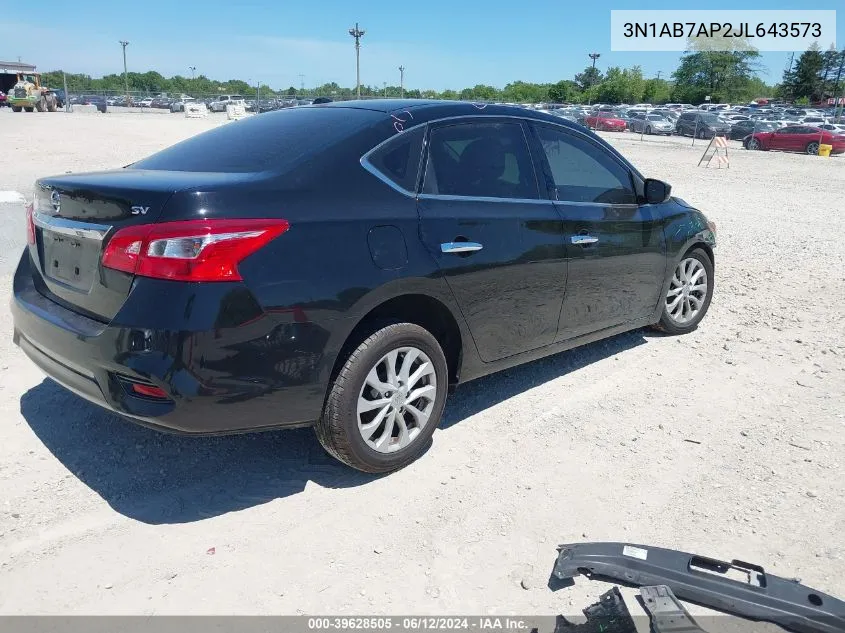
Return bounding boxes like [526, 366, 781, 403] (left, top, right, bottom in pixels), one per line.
[584, 113, 627, 132]
[743, 125, 845, 155]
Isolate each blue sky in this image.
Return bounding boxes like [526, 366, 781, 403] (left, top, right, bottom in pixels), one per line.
[1, 0, 841, 90]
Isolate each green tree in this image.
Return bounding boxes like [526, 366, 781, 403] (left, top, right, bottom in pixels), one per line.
[671, 49, 761, 103]
[781, 43, 824, 101]
[547, 80, 579, 103]
[642, 78, 672, 104]
[574, 66, 602, 92]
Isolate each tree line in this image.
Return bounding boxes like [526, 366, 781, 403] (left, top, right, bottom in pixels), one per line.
[42, 44, 845, 106]
[778, 43, 845, 104]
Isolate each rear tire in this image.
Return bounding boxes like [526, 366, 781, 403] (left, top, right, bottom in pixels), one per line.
[316, 322, 448, 473]
[653, 248, 714, 335]
[24, 107, 33, 112]
[645, 125, 652, 134]
[748, 138, 761, 150]
[35, 97, 46, 112]
[11, 106, 21, 112]
[806, 142, 820, 155]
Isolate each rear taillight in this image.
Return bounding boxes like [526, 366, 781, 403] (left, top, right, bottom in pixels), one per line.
[102, 218, 289, 282]
[131, 383, 168, 399]
[25, 202, 35, 245]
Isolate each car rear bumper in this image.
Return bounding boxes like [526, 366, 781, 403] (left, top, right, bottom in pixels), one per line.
[12, 251, 331, 435]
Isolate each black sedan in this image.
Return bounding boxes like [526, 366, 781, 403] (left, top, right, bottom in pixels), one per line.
[729, 120, 777, 140]
[12, 100, 716, 473]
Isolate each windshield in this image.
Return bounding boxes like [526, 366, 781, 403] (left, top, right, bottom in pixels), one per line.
[647, 115, 665, 121]
[700, 114, 720, 123]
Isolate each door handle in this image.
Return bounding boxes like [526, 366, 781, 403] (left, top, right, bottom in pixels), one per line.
[571, 235, 599, 245]
[441, 241, 483, 253]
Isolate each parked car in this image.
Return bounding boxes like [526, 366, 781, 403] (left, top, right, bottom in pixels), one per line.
[629, 114, 674, 135]
[584, 112, 627, 131]
[744, 125, 845, 155]
[816, 123, 845, 133]
[170, 98, 197, 113]
[675, 112, 731, 139]
[209, 95, 246, 112]
[729, 120, 777, 140]
[12, 101, 716, 473]
[138, 98, 154, 108]
[0, 90, 7, 107]
[51, 89, 66, 108]
[80, 95, 107, 113]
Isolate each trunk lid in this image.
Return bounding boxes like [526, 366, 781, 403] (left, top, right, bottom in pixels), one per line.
[30, 169, 248, 322]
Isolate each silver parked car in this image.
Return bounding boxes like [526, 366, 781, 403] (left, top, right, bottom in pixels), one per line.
[629, 114, 674, 135]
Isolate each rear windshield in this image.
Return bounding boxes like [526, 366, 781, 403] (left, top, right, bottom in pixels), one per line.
[131, 107, 383, 173]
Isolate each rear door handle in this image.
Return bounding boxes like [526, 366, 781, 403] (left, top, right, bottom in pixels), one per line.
[571, 235, 599, 245]
[441, 241, 483, 253]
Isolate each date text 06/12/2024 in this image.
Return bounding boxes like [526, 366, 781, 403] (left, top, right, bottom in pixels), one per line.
[307, 617, 530, 631]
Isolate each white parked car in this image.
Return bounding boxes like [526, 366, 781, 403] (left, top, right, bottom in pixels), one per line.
[209, 95, 246, 112]
[138, 98, 153, 108]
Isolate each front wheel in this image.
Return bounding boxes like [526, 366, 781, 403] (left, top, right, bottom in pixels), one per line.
[645, 125, 652, 135]
[806, 142, 820, 155]
[11, 106, 22, 112]
[316, 322, 448, 473]
[653, 249, 714, 335]
[23, 107, 33, 112]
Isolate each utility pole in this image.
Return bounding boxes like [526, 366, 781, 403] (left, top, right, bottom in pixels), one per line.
[119, 41, 130, 105]
[587, 52, 601, 106]
[298, 74, 305, 93]
[399, 65, 405, 98]
[831, 48, 845, 122]
[383, 81, 387, 97]
[348, 23, 365, 99]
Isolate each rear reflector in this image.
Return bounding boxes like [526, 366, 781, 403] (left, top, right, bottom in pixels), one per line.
[25, 203, 35, 245]
[131, 383, 169, 399]
[102, 218, 289, 282]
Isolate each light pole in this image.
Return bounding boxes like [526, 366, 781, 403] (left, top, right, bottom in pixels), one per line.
[119, 40, 130, 105]
[399, 65, 405, 98]
[587, 52, 600, 106]
[189, 66, 196, 79]
[383, 81, 387, 97]
[348, 23, 365, 99]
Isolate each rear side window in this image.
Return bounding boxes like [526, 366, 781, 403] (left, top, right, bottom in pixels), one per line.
[533, 124, 636, 205]
[422, 121, 538, 200]
[363, 126, 425, 193]
[131, 107, 383, 173]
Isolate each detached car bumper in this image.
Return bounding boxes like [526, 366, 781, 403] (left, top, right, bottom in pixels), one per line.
[11, 251, 330, 435]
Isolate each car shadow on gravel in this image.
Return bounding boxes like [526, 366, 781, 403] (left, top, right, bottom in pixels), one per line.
[440, 329, 648, 428]
[19, 330, 647, 525]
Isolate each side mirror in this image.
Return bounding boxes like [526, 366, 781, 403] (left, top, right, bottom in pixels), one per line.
[644, 178, 672, 204]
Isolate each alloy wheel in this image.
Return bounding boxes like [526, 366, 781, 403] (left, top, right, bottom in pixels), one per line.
[666, 258, 708, 325]
[356, 346, 437, 453]
[749, 138, 761, 150]
[807, 142, 820, 155]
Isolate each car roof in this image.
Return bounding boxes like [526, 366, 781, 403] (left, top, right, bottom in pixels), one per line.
[317, 98, 589, 132]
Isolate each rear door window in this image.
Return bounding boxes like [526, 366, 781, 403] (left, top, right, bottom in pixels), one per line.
[422, 121, 538, 200]
[131, 107, 383, 173]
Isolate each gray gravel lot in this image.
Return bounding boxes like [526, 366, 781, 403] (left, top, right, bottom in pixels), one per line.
[0, 108, 843, 616]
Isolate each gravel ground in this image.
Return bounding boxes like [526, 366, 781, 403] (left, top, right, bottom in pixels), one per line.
[0, 109, 843, 618]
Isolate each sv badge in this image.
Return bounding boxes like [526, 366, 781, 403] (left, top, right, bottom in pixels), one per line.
[131, 206, 150, 215]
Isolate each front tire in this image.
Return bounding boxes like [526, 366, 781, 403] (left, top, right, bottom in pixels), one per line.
[653, 249, 714, 335]
[11, 106, 22, 112]
[316, 322, 448, 473]
[645, 125, 652, 135]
